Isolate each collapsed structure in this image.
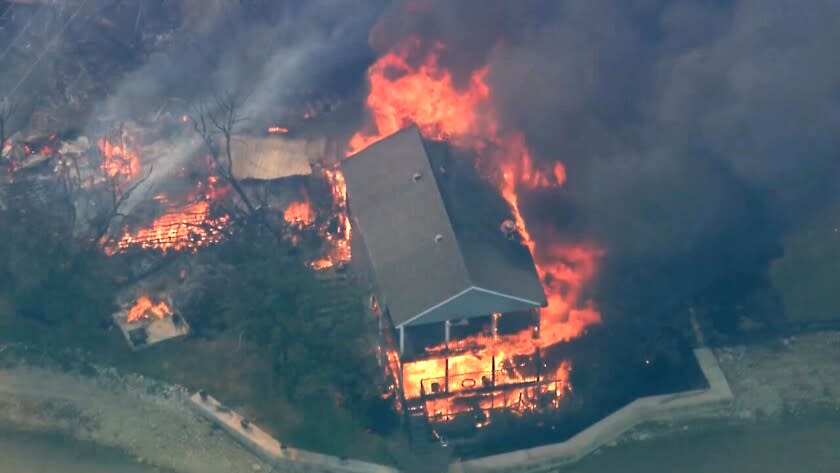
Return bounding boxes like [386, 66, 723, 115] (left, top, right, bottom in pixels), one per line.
[343, 128, 567, 438]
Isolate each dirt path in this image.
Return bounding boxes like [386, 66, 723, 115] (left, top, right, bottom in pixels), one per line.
[0, 360, 275, 473]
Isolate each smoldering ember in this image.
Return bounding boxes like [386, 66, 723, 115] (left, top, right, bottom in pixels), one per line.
[0, 1, 838, 472]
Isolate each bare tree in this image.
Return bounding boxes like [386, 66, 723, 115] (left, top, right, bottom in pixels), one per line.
[55, 151, 83, 226]
[94, 165, 152, 243]
[190, 91, 284, 243]
[0, 96, 15, 161]
[191, 91, 258, 216]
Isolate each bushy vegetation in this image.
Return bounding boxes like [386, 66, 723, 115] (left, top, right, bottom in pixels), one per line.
[0, 201, 117, 340]
[188, 224, 400, 439]
[0, 188, 402, 461]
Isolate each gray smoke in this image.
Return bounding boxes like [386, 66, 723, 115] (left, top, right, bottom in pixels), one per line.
[367, 0, 840, 323]
[87, 0, 385, 212]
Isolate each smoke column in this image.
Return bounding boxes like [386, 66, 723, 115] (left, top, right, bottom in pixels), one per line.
[85, 0, 386, 211]
[363, 0, 840, 326]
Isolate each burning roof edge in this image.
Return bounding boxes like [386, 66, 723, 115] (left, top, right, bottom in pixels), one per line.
[342, 127, 546, 328]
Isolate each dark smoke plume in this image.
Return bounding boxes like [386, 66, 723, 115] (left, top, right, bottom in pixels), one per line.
[367, 0, 840, 327]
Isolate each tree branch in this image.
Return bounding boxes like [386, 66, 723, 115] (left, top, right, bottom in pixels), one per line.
[0, 96, 16, 161]
[190, 93, 257, 217]
[92, 164, 153, 250]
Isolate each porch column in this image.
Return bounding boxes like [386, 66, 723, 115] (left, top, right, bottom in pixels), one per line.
[399, 326, 405, 355]
[444, 320, 451, 348]
[491, 355, 496, 386]
[445, 357, 449, 394]
[444, 320, 451, 393]
[492, 312, 500, 340]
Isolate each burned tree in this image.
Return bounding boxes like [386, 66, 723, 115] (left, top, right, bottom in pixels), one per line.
[0, 96, 15, 161]
[191, 92, 257, 216]
[190, 92, 282, 241]
[90, 160, 152, 251]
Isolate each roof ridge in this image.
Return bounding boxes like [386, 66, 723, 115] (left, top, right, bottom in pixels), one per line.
[417, 133, 476, 292]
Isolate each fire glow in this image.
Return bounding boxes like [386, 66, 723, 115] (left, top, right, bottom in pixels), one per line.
[347, 38, 604, 420]
[283, 200, 315, 229]
[98, 135, 141, 184]
[127, 295, 172, 323]
[306, 167, 352, 271]
[103, 177, 231, 255]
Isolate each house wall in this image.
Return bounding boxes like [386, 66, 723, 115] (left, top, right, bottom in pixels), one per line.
[349, 215, 383, 302]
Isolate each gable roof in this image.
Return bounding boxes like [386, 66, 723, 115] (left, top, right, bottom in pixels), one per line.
[342, 127, 546, 327]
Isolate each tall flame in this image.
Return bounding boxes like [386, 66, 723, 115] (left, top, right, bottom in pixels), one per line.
[348, 40, 493, 155]
[348, 38, 604, 409]
[307, 167, 352, 270]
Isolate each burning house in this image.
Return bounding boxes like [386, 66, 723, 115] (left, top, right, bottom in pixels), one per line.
[343, 127, 573, 440]
[344, 126, 546, 354]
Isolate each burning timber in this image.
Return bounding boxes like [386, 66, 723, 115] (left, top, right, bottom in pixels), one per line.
[112, 293, 189, 351]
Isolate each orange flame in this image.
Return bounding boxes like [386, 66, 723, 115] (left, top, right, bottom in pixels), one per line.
[103, 179, 231, 255]
[267, 125, 289, 135]
[424, 361, 572, 424]
[283, 200, 315, 228]
[98, 136, 141, 184]
[347, 38, 604, 418]
[307, 167, 352, 270]
[348, 39, 493, 155]
[127, 295, 173, 323]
